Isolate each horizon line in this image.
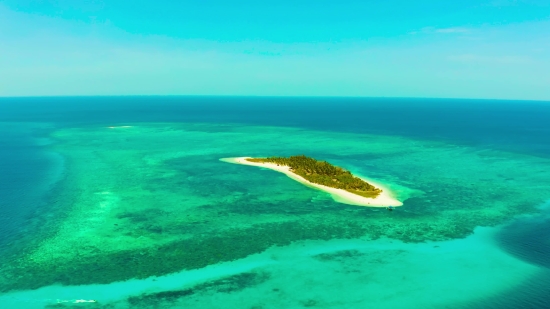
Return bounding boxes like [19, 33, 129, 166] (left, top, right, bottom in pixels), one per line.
[0, 94, 549, 103]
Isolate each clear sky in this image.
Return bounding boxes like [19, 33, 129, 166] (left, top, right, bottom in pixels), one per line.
[0, 1, 549, 100]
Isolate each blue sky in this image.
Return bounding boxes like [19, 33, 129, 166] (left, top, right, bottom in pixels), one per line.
[0, 1, 549, 100]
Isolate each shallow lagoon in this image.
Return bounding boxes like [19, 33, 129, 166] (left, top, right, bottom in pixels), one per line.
[0, 98, 549, 308]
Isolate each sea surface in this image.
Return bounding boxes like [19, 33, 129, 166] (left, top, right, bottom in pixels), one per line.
[0, 97, 549, 308]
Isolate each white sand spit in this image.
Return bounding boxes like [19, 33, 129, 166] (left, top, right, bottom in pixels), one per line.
[107, 126, 133, 129]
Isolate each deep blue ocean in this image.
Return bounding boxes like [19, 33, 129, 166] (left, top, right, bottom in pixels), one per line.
[2, 97, 549, 158]
[0, 96, 549, 308]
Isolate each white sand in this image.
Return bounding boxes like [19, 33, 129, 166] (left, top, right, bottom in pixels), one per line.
[221, 157, 403, 207]
[107, 126, 133, 129]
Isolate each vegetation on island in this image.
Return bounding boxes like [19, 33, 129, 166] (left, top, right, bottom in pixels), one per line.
[246, 155, 382, 198]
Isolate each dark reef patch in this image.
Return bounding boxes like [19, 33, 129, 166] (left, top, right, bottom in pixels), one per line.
[126, 271, 269, 307]
[313, 249, 365, 261]
[116, 208, 168, 224]
[300, 299, 318, 307]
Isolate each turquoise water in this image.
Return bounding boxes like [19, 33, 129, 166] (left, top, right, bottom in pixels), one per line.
[0, 97, 549, 308]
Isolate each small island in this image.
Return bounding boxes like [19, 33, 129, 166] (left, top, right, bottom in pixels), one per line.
[221, 155, 402, 207]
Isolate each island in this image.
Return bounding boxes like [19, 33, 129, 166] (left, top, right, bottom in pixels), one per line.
[221, 155, 402, 207]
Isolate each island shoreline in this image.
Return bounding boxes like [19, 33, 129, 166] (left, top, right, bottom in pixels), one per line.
[221, 157, 403, 208]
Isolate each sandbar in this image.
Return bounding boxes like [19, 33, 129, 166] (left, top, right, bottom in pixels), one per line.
[107, 126, 133, 129]
[221, 157, 403, 207]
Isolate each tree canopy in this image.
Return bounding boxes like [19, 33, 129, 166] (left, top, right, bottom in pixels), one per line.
[247, 155, 382, 198]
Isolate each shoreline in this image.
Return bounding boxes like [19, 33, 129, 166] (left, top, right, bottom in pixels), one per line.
[221, 157, 403, 207]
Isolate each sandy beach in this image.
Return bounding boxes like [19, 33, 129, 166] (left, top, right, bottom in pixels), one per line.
[221, 157, 403, 207]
